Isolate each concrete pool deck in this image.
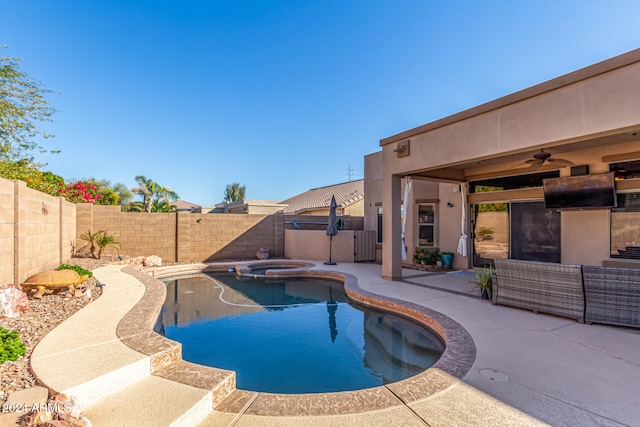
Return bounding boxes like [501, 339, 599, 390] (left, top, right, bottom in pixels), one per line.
[21, 261, 640, 426]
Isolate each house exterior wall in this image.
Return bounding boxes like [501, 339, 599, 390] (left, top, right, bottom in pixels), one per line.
[372, 48, 640, 278]
[381, 56, 640, 177]
[344, 200, 364, 217]
[364, 153, 463, 267]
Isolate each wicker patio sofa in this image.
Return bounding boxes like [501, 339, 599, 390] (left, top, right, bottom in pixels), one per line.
[493, 258, 585, 323]
[583, 265, 640, 328]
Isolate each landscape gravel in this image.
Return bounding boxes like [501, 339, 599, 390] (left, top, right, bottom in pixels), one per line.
[0, 255, 127, 404]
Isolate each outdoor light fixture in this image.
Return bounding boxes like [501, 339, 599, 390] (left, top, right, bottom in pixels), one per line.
[394, 140, 410, 158]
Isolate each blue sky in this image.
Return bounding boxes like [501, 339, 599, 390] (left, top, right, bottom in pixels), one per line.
[2, 1, 640, 205]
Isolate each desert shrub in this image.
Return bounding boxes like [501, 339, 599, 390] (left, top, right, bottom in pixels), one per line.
[0, 327, 26, 364]
[56, 264, 93, 278]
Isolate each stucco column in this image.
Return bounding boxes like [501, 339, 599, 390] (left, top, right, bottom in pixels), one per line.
[382, 173, 402, 280]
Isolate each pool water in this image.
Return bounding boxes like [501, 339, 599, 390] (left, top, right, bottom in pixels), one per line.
[162, 273, 444, 394]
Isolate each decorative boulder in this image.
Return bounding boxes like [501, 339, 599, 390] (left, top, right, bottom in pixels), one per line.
[0, 284, 29, 318]
[256, 248, 270, 260]
[143, 255, 162, 267]
[20, 270, 89, 299]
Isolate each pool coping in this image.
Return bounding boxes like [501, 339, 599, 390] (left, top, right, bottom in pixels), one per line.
[117, 261, 476, 417]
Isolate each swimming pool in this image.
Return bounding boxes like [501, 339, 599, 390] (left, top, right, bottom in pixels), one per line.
[162, 273, 445, 394]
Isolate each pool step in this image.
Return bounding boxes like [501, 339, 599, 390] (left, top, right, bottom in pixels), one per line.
[153, 360, 236, 408]
[83, 375, 213, 427]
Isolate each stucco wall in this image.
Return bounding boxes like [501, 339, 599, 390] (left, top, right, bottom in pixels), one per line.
[375, 50, 640, 276]
[284, 230, 354, 263]
[562, 209, 610, 265]
[437, 183, 465, 269]
[381, 55, 640, 177]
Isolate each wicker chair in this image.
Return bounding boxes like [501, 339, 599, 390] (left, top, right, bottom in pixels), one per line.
[494, 258, 585, 323]
[583, 266, 640, 328]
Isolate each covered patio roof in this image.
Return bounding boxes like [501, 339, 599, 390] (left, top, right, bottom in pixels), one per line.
[380, 48, 640, 183]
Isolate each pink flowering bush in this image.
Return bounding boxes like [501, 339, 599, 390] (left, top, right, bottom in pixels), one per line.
[57, 181, 102, 204]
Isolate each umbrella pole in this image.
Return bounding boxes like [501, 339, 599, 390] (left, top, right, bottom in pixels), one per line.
[330, 235, 333, 262]
[325, 234, 336, 265]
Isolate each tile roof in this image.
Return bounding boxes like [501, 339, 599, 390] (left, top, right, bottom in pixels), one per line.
[173, 200, 201, 210]
[280, 180, 364, 214]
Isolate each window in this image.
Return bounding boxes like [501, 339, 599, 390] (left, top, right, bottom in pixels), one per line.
[611, 192, 640, 259]
[417, 204, 435, 247]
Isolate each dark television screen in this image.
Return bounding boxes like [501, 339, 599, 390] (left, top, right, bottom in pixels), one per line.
[543, 173, 617, 209]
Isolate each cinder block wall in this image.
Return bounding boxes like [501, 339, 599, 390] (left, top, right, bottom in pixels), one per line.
[0, 177, 76, 286]
[0, 178, 16, 286]
[77, 204, 177, 261]
[178, 213, 284, 262]
[0, 175, 311, 286]
[78, 206, 285, 263]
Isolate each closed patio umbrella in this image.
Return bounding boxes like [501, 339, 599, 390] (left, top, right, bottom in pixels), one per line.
[457, 183, 468, 257]
[325, 195, 338, 265]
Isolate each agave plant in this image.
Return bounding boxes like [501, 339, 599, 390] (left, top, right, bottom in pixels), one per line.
[472, 265, 494, 300]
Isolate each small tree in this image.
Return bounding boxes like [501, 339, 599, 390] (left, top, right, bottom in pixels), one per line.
[131, 175, 178, 213]
[0, 159, 63, 194]
[0, 54, 57, 161]
[224, 182, 246, 202]
[84, 178, 133, 206]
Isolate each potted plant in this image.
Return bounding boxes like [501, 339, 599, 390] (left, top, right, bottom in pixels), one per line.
[472, 265, 493, 300]
[440, 251, 454, 267]
[422, 249, 439, 266]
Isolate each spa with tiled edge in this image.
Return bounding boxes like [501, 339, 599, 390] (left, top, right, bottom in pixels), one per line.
[117, 261, 476, 419]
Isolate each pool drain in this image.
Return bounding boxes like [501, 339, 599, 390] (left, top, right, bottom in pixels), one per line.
[479, 369, 509, 382]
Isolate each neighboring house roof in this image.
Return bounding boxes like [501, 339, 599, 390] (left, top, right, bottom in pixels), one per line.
[174, 200, 201, 211]
[280, 180, 364, 214]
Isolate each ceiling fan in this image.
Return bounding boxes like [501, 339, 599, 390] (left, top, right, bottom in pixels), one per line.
[519, 149, 575, 171]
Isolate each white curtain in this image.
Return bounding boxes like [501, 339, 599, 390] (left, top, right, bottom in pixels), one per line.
[457, 183, 468, 257]
[401, 177, 412, 260]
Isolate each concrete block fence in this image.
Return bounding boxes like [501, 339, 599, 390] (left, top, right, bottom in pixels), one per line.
[75, 205, 285, 264]
[1, 176, 368, 286]
[0, 178, 76, 287]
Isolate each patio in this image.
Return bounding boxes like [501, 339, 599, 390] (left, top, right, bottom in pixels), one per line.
[18, 262, 640, 426]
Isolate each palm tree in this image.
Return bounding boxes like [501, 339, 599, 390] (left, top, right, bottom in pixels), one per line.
[131, 175, 156, 213]
[151, 199, 177, 212]
[79, 230, 103, 258]
[96, 232, 120, 259]
[131, 176, 178, 213]
[224, 182, 246, 202]
[154, 186, 179, 208]
[124, 201, 145, 212]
